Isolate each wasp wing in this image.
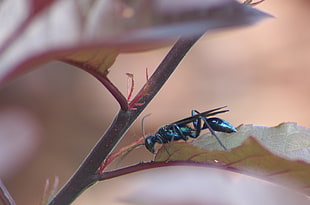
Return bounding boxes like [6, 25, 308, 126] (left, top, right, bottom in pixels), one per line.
[165, 106, 229, 129]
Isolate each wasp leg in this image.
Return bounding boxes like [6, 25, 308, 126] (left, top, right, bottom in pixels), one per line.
[157, 137, 171, 156]
[191, 110, 203, 138]
[163, 123, 190, 154]
[192, 110, 227, 150]
[171, 124, 189, 141]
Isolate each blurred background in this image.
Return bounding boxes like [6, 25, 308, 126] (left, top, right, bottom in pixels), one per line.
[1, 1, 310, 204]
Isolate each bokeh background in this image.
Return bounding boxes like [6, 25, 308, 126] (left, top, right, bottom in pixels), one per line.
[1, 1, 310, 204]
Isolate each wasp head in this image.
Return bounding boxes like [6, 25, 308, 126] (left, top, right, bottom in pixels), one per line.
[145, 135, 156, 154]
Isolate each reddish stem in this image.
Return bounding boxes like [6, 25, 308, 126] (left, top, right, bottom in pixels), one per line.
[61, 59, 129, 110]
[97, 137, 144, 173]
[126, 73, 135, 102]
[99, 161, 238, 181]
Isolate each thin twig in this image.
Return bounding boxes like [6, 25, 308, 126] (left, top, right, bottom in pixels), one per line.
[48, 33, 204, 205]
[126, 72, 134, 102]
[0, 180, 16, 205]
[61, 59, 129, 110]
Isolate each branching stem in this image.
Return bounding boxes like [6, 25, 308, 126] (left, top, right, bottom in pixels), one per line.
[61, 59, 130, 111]
[48, 33, 204, 205]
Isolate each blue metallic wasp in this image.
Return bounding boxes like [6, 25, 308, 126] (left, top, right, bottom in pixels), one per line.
[144, 106, 237, 153]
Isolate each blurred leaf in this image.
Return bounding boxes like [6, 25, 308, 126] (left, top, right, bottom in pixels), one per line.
[123, 166, 310, 205]
[0, 0, 271, 85]
[87, 0, 272, 44]
[0, 107, 41, 178]
[155, 123, 310, 195]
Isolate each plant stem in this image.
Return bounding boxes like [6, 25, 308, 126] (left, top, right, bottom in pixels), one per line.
[61, 60, 129, 111]
[48, 33, 204, 205]
[99, 160, 234, 181]
[0, 180, 16, 205]
[133, 35, 203, 108]
[92, 73, 129, 111]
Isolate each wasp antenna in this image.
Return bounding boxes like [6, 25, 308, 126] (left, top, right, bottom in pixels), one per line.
[142, 113, 152, 138]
